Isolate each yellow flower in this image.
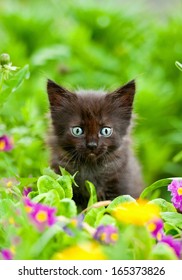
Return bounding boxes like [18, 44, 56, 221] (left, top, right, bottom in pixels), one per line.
[112, 199, 160, 226]
[6, 181, 13, 188]
[52, 242, 106, 260]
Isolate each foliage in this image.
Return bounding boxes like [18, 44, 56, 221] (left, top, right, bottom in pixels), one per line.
[0, 167, 182, 260]
[0, 0, 182, 187]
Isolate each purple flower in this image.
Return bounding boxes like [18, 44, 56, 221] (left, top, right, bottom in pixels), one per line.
[0, 135, 13, 152]
[146, 218, 164, 240]
[94, 225, 118, 244]
[63, 214, 84, 236]
[70, 214, 84, 228]
[23, 197, 35, 213]
[1, 249, 13, 260]
[168, 180, 182, 212]
[23, 187, 32, 196]
[160, 235, 182, 258]
[24, 197, 57, 231]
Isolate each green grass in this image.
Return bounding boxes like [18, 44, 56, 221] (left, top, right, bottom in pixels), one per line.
[1, 0, 182, 187]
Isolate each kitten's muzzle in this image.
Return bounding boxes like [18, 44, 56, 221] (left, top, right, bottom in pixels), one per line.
[86, 141, 98, 151]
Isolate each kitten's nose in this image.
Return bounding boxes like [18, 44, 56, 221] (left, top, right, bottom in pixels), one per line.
[87, 141, 97, 150]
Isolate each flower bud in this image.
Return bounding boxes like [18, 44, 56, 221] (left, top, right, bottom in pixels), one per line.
[0, 53, 11, 66]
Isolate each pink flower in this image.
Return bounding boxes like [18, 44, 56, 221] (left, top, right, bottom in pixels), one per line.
[23, 197, 34, 213]
[146, 217, 182, 258]
[168, 180, 182, 212]
[0, 135, 13, 152]
[160, 235, 182, 258]
[23, 187, 32, 196]
[1, 249, 13, 260]
[94, 225, 118, 244]
[146, 218, 164, 240]
[24, 197, 57, 231]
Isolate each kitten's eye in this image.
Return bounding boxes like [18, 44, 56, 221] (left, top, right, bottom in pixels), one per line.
[71, 127, 84, 137]
[100, 127, 113, 137]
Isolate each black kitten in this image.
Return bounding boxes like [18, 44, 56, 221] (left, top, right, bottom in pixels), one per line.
[47, 79, 143, 208]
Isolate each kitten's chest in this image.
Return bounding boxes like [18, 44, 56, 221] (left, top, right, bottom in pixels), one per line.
[76, 164, 102, 188]
[71, 164, 104, 208]
[73, 162, 122, 203]
[72, 158, 119, 189]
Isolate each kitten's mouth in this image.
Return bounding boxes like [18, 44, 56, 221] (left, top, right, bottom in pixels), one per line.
[86, 151, 99, 160]
[88, 152, 96, 157]
[82, 149, 107, 161]
[87, 151, 105, 160]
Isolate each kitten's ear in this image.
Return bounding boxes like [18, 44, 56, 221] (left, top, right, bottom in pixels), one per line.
[47, 79, 74, 106]
[110, 80, 136, 107]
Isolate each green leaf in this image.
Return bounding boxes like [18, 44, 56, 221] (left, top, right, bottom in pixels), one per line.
[58, 198, 77, 217]
[161, 212, 182, 229]
[32, 193, 47, 203]
[42, 189, 60, 208]
[10, 64, 30, 92]
[84, 207, 105, 226]
[0, 198, 16, 216]
[16, 177, 37, 188]
[0, 65, 30, 106]
[60, 167, 79, 187]
[150, 242, 177, 260]
[57, 176, 73, 199]
[173, 150, 182, 163]
[139, 178, 177, 199]
[164, 222, 181, 235]
[107, 195, 136, 212]
[0, 87, 11, 106]
[59, 167, 72, 177]
[96, 214, 117, 227]
[28, 191, 39, 199]
[175, 61, 182, 71]
[148, 198, 176, 212]
[11, 185, 22, 197]
[124, 225, 154, 260]
[37, 175, 65, 199]
[85, 180, 97, 207]
[31, 225, 63, 257]
[32, 190, 60, 209]
[42, 167, 59, 180]
[103, 233, 132, 260]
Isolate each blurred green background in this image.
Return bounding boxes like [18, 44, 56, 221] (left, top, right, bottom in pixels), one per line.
[0, 0, 182, 189]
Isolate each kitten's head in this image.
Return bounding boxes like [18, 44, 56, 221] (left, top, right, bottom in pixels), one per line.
[47, 79, 135, 163]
